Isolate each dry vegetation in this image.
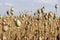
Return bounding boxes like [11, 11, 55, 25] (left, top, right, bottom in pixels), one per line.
[0, 5, 60, 40]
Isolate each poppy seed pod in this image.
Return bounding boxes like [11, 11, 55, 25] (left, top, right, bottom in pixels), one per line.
[45, 15, 48, 20]
[10, 7, 14, 12]
[6, 10, 9, 15]
[10, 7, 14, 15]
[3, 25, 9, 32]
[37, 9, 41, 14]
[10, 11, 14, 15]
[15, 20, 21, 27]
[41, 6, 45, 14]
[55, 4, 59, 9]
[49, 11, 53, 18]
[44, 13, 48, 20]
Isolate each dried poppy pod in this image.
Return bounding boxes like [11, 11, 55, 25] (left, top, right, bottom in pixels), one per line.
[2, 25, 9, 32]
[55, 4, 59, 9]
[10, 7, 14, 15]
[16, 20, 21, 26]
[23, 14, 26, 18]
[37, 9, 41, 14]
[15, 19, 21, 27]
[41, 6, 45, 14]
[48, 11, 53, 18]
[6, 10, 9, 16]
[10, 7, 14, 12]
[10, 11, 14, 15]
[45, 15, 48, 20]
[44, 13, 48, 20]
[55, 4, 59, 14]
[20, 14, 25, 20]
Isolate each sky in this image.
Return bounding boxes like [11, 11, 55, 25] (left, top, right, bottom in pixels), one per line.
[0, 0, 60, 16]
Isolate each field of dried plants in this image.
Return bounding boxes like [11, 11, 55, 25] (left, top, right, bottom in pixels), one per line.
[0, 5, 60, 40]
[0, 13, 60, 40]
